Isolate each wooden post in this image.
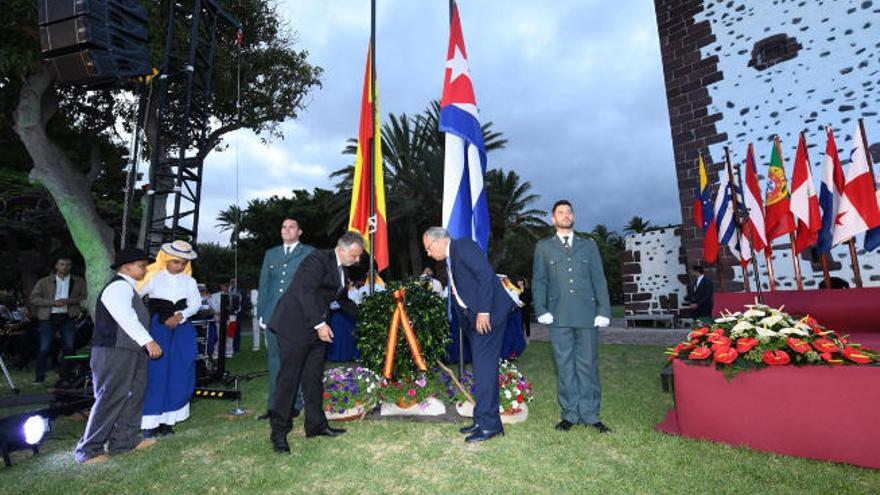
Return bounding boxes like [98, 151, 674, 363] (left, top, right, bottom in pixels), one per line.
[820, 253, 832, 288]
[789, 232, 804, 290]
[765, 248, 777, 291]
[847, 238, 863, 288]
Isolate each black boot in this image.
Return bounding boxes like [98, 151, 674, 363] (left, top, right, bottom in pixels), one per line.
[269, 412, 292, 454]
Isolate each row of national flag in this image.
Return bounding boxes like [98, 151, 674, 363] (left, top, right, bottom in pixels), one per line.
[348, 1, 489, 276]
[694, 120, 880, 266]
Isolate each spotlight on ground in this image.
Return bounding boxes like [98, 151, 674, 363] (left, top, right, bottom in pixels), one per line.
[1, 413, 50, 467]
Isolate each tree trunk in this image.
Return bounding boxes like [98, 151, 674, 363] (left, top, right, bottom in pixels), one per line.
[13, 66, 115, 313]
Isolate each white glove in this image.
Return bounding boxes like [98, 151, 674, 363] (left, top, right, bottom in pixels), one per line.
[258, 317, 267, 330]
[329, 301, 341, 310]
[594, 316, 610, 328]
[537, 313, 554, 325]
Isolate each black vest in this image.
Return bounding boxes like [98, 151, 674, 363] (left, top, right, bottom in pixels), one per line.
[92, 275, 150, 350]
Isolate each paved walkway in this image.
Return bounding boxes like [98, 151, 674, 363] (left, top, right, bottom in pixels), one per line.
[528, 319, 689, 346]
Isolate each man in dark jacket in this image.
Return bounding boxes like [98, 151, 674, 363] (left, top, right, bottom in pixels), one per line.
[423, 227, 515, 443]
[268, 232, 362, 454]
[685, 265, 714, 321]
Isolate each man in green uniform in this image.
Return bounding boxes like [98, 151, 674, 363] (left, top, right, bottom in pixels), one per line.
[532, 200, 612, 433]
[257, 218, 314, 419]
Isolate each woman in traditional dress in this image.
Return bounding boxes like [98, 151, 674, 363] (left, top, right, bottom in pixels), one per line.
[138, 240, 200, 436]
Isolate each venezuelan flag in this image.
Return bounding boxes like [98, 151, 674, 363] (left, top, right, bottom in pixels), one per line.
[693, 154, 719, 263]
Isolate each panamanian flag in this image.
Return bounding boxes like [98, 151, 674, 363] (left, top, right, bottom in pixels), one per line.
[440, 1, 490, 251]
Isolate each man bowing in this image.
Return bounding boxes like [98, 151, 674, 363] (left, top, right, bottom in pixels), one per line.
[423, 227, 515, 443]
[268, 231, 362, 454]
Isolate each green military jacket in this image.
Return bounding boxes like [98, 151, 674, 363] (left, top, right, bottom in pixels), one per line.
[531, 234, 610, 328]
[257, 243, 314, 324]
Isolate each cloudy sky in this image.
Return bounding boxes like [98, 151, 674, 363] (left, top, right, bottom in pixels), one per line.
[198, 0, 679, 244]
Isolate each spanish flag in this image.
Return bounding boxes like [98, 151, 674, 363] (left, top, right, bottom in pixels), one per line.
[348, 45, 389, 272]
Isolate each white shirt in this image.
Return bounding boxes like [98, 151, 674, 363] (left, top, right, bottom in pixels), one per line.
[101, 273, 153, 346]
[694, 275, 704, 292]
[557, 233, 574, 247]
[139, 270, 201, 322]
[283, 242, 299, 255]
[445, 243, 468, 309]
[51, 274, 70, 314]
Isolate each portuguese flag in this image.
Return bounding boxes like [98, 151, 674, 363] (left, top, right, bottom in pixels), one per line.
[764, 138, 795, 247]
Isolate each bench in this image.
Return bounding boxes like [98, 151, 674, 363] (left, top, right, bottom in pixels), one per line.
[624, 314, 677, 328]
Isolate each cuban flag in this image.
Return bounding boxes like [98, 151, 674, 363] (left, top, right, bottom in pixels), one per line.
[440, 1, 490, 251]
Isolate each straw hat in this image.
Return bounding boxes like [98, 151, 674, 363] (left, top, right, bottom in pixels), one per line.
[160, 240, 198, 260]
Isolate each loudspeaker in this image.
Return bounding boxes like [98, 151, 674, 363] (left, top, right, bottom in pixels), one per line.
[38, 0, 151, 85]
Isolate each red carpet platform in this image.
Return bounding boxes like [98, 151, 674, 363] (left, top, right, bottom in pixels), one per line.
[657, 360, 880, 469]
[714, 288, 880, 350]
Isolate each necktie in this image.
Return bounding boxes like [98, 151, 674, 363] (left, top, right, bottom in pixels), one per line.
[285, 246, 291, 255]
[562, 236, 570, 249]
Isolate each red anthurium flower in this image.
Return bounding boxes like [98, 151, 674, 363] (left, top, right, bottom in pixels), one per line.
[735, 337, 758, 353]
[762, 350, 791, 366]
[713, 346, 738, 364]
[674, 342, 695, 353]
[813, 338, 839, 353]
[688, 328, 709, 340]
[690, 338, 701, 345]
[801, 315, 821, 333]
[688, 347, 712, 360]
[786, 337, 811, 354]
[842, 346, 873, 364]
[820, 352, 843, 365]
[709, 336, 732, 350]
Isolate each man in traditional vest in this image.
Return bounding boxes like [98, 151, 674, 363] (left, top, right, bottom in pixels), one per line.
[75, 248, 163, 464]
[256, 218, 314, 420]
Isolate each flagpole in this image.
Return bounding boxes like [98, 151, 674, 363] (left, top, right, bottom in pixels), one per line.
[368, 0, 377, 295]
[724, 146, 750, 292]
[448, 0, 464, 379]
[848, 239, 864, 288]
[735, 160, 764, 302]
[820, 254, 832, 288]
[775, 136, 804, 290]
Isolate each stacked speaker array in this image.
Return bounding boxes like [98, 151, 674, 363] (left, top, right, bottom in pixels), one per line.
[38, 0, 152, 85]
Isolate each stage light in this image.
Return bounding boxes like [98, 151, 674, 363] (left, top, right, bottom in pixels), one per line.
[1, 413, 51, 467]
[23, 416, 48, 446]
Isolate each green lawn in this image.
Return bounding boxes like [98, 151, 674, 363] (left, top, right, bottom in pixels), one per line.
[611, 305, 625, 318]
[2, 344, 878, 494]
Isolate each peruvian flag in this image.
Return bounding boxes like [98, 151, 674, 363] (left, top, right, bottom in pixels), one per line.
[817, 127, 845, 253]
[743, 143, 768, 253]
[832, 121, 880, 245]
[763, 138, 795, 247]
[789, 132, 821, 254]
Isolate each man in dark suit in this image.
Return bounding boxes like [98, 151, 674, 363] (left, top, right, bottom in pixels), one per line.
[423, 227, 515, 443]
[268, 231, 363, 454]
[685, 265, 714, 321]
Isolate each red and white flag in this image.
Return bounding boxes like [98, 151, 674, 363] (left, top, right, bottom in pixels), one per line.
[790, 132, 821, 254]
[743, 143, 767, 253]
[832, 121, 880, 245]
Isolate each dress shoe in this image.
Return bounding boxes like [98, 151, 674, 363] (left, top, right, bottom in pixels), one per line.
[271, 434, 290, 454]
[555, 419, 575, 431]
[158, 424, 175, 436]
[459, 423, 479, 435]
[465, 428, 504, 443]
[142, 428, 158, 439]
[257, 411, 270, 421]
[305, 427, 345, 438]
[586, 421, 612, 433]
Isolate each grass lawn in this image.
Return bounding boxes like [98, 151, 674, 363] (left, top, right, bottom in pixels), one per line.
[1, 343, 878, 494]
[611, 305, 625, 318]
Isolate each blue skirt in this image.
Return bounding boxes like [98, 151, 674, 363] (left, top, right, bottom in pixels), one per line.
[326, 310, 360, 362]
[142, 315, 197, 429]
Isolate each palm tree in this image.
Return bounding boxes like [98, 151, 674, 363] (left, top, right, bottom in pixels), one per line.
[485, 169, 547, 264]
[215, 205, 242, 246]
[624, 216, 652, 234]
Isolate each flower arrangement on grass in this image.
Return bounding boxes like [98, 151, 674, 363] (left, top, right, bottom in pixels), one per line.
[322, 367, 381, 417]
[438, 368, 475, 403]
[498, 360, 533, 414]
[378, 372, 436, 408]
[667, 304, 877, 376]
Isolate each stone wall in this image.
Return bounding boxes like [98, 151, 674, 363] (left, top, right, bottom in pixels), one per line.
[623, 227, 688, 315]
